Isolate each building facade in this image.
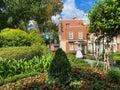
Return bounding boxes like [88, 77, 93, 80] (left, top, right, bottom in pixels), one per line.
[87, 34, 120, 53]
[116, 35, 120, 52]
[59, 18, 89, 53]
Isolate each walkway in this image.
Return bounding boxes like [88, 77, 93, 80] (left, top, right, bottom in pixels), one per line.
[84, 59, 120, 68]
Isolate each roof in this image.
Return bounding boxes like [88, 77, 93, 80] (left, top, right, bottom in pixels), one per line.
[60, 19, 88, 26]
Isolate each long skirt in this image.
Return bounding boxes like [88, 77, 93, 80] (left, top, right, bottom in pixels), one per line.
[76, 50, 83, 58]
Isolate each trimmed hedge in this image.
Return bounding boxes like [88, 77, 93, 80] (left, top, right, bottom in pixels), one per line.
[0, 28, 44, 47]
[113, 52, 120, 65]
[0, 45, 47, 60]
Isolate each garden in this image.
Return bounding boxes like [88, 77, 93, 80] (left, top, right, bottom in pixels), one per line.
[0, 28, 120, 90]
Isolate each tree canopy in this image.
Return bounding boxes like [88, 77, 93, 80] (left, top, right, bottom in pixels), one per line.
[88, 0, 120, 40]
[0, 0, 63, 31]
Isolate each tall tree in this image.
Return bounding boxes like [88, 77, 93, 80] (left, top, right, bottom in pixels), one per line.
[88, 0, 120, 39]
[0, 0, 63, 31]
[88, 0, 120, 71]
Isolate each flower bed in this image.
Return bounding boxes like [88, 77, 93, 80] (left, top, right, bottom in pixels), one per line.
[0, 73, 46, 90]
[71, 67, 120, 90]
[0, 68, 120, 90]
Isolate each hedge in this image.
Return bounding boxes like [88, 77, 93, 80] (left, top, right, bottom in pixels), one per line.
[0, 28, 44, 47]
[0, 45, 47, 60]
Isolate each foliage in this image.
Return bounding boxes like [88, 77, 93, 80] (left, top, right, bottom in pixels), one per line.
[48, 48, 71, 84]
[81, 49, 85, 55]
[0, 73, 46, 90]
[0, 72, 38, 86]
[0, 0, 63, 30]
[0, 52, 54, 79]
[113, 52, 120, 60]
[0, 67, 120, 90]
[88, 0, 120, 39]
[0, 45, 46, 60]
[88, 0, 120, 71]
[69, 80, 83, 89]
[93, 63, 104, 71]
[86, 54, 96, 60]
[71, 67, 120, 89]
[113, 52, 120, 65]
[71, 58, 90, 68]
[107, 68, 120, 84]
[66, 52, 76, 65]
[0, 28, 44, 47]
[66, 53, 90, 68]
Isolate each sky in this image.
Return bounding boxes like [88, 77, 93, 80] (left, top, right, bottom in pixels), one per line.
[52, 0, 96, 24]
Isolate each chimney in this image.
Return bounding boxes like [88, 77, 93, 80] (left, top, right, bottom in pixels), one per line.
[73, 16, 77, 20]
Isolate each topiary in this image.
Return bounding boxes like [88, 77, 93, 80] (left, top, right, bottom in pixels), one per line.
[48, 48, 71, 84]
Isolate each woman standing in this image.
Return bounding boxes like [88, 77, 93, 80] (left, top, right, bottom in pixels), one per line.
[76, 44, 83, 58]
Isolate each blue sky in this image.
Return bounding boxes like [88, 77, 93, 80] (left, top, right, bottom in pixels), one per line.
[75, 0, 96, 13]
[52, 0, 96, 24]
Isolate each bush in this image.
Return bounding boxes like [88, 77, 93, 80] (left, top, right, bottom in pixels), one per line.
[86, 54, 96, 60]
[71, 58, 90, 68]
[0, 28, 44, 47]
[0, 45, 46, 60]
[0, 53, 54, 79]
[107, 68, 120, 84]
[0, 72, 38, 86]
[81, 49, 85, 55]
[48, 48, 71, 84]
[113, 52, 120, 65]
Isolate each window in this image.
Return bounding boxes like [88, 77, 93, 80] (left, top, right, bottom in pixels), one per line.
[78, 32, 83, 39]
[69, 32, 73, 39]
[69, 43, 74, 50]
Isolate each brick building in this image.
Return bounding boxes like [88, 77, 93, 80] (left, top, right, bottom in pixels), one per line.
[116, 35, 120, 52]
[58, 17, 89, 53]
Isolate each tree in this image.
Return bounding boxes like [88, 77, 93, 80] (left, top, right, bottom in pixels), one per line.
[89, 0, 120, 38]
[0, 0, 63, 31]
[88, 0, 120, 71]
[48, 48, 71, 84]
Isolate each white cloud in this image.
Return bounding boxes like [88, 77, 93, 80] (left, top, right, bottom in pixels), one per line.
[52, 0, 89, 24]
[51, 14, 61, 24]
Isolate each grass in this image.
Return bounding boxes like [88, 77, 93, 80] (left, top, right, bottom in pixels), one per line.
[71, 58, 90, 68]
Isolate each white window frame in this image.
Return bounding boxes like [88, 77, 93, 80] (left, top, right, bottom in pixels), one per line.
[69, 32, 73, 39]
[78, 32, 83, 39]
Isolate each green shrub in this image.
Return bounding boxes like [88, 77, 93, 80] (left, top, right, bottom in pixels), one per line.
[0, 28, 44, 47]
[86, 54, 96, 60]
[0, 52, 54, 79]
[0, 45, 46, 60]
[66, 53, 89, 68]
[114, 55, 120, 60]
[48, 48, 71, 84]
[113, 52, 120, 65]
[107, 68, 120, 84]
[0, 72, 38, 86]
[71, 58, 90, 68]
[66, 52, 76, 64]
[81, 49, 85, 55]
[93, 63, 104, 71]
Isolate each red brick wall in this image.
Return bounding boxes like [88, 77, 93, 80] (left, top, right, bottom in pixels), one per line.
[60, 20, 88, 41]
[117, 44, 120, 52]
[59, 19, 88, 52]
